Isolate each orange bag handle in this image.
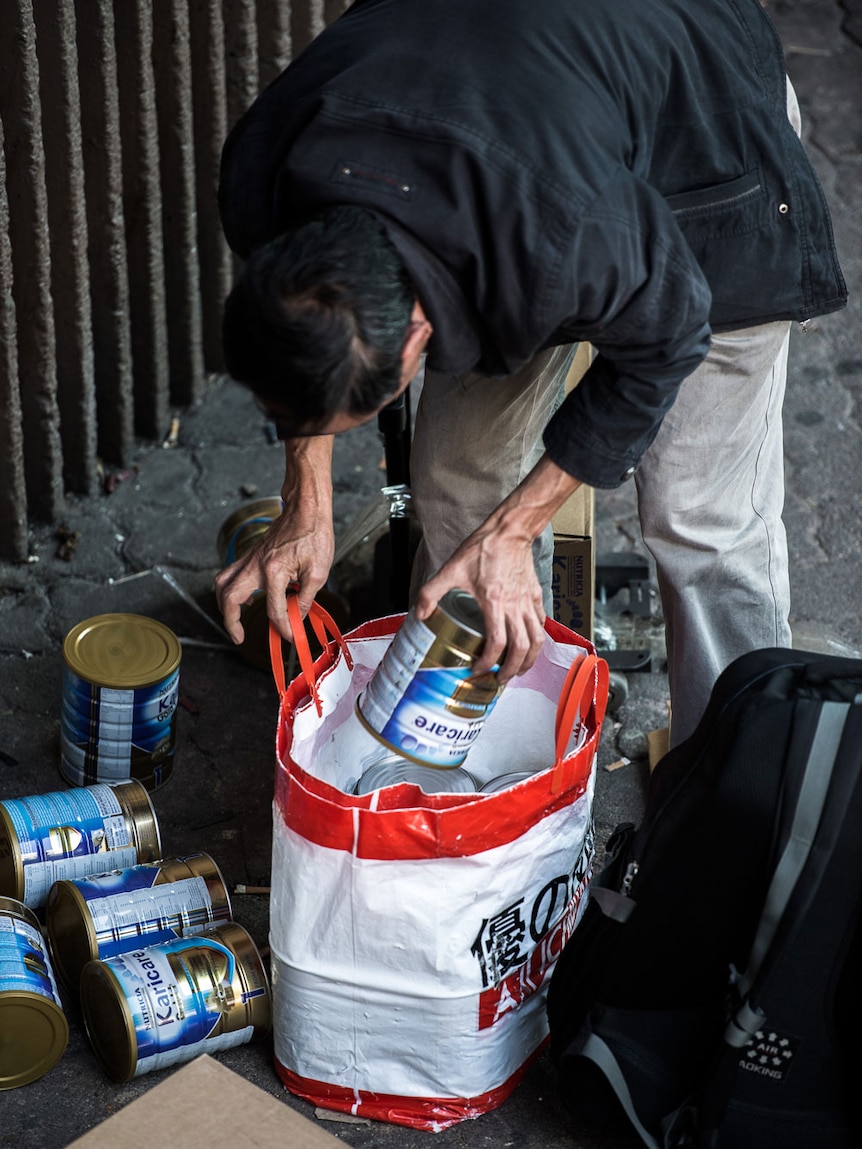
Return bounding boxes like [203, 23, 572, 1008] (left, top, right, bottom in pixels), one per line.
[551, 653, 610, 794]
[269, 591, 352, 713]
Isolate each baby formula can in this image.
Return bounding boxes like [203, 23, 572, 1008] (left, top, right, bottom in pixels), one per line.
[60, 613, 182, 792]
[216, 498, 349, 673]
[0, 896, 69, 1089]
[479, 771, 538, 794]
[216, 497, 285, 566]
[357, 589, 502, 768]
[0, 780, 161, 909]
[79, 921, 271, 1082]
[354, 754, 478, 796]
[45, 852, 231, 991]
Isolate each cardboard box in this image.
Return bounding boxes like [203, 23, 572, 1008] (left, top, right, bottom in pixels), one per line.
[552, 533, 594, 641]
[65, 1056, 345, 1149]
[551, 481, 593, 538]
[551, 343, 596, 540]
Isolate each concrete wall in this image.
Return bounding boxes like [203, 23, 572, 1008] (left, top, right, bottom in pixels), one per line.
[0, 0, 349, 561]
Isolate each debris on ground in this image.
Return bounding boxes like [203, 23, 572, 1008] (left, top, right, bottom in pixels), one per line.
[55, 524, 81, 561]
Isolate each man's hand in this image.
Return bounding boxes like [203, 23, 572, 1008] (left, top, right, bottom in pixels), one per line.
[214, 436, 335, 644]
[414, 454, 582, 683]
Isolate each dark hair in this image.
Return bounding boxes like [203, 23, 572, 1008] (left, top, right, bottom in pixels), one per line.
[222, 205, 414, 429]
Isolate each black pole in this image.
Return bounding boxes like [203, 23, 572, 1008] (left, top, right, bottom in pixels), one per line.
[377, 391, 413, 610]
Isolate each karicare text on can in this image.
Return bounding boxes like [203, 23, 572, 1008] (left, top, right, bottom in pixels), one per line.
[79, 921, 271, 1082]
[357, 589, 502, 768]
[61, 613, 182, 791]
[0, 780, 161, 910]
[0, 896, 69, 1089]
[45, 852, 232, 991]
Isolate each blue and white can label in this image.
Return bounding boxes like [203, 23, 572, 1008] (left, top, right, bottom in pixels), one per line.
[357, 590, 501, 768]
[0, 898, 69, 1086]
[1, 786, 142, 908]
[0, 909, 63, 1006]
[78, 872, 218, 960]
[115, 938, 252, 1076]
[80, 924, 271, 1081]
[60, 668, 179, 788]
[60, 614, 182, 791]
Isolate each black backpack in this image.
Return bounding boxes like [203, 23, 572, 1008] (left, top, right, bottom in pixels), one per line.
[546, 647, 862, 1148]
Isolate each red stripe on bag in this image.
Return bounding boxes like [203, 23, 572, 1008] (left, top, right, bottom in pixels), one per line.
[274, 1041, 546, 1131]
[273, 613, 601, 858]
[276, 755, 592, 859]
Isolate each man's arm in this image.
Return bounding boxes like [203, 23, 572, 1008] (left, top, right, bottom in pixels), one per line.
[415, 453, 581, 683]
[214, 435, 335, 643]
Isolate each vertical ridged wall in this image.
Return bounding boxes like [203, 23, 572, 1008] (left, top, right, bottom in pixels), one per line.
[0, 0, 349, 561]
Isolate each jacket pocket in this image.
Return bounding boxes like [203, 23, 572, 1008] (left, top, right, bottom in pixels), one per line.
[665, 167, 773, 250]
[666, 169, 763, 217]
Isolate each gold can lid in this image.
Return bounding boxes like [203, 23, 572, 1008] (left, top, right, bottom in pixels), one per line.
[79, 959, 137, 1083]
[63, 613, 181, 689]
[0, 992, 69, 1090]
[44, 880, 98, 993]
[0, 808, 24, 903]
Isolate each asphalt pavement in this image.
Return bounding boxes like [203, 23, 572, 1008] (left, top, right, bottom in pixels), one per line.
[1, 2, 860, 1146]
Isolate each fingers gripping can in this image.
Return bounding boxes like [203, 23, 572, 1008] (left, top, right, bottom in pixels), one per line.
[357, 589, 503, 768]
[0, 897, 69, 1089]
[0, 780, 161, 909]
[45, 852, 232, 991]
[79, 921, 271, 1082]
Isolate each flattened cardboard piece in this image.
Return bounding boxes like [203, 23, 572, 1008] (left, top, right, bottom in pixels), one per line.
[65, 1056, 345, 1149]
[552, 483, 594, 538]
[552, 343, 595, 539]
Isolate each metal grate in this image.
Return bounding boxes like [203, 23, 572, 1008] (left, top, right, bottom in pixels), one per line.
[0, 0, 346, 561]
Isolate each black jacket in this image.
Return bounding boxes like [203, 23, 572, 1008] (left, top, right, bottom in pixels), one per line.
[219, 0, 847, 488]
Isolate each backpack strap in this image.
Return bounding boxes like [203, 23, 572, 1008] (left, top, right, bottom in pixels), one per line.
[568, 1026, 664, 1149]
[728, 699, 852, 1024]
[690, 699, 855, 1143]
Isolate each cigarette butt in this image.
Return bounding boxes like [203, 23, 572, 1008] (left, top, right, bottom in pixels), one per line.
[234, 884, 271, 895]
[162, 416, 180, 447]
[315, 1109, 372, 1126]
[604, 756, 631, 772]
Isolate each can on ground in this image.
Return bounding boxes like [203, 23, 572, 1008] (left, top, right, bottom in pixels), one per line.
[356, 589, 503, 768]
[45, 852, 232, 991]
[60, 613, 182, 792]
[354, 755, 478, 796]
[0, 780, 161, 910]
[216, 498, 350, 673]
[79, 921, 271, 1082]
[216, 497, 285, 567]
[0, 896, 69, 1090]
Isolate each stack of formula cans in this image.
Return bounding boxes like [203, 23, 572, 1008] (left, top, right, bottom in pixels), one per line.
[0, 779, 271, 1090]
